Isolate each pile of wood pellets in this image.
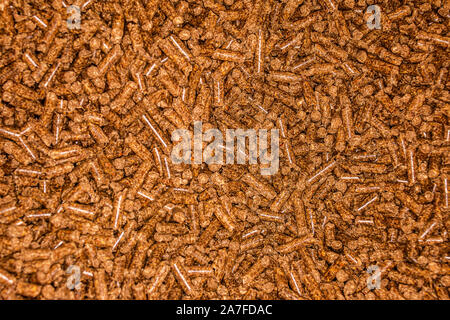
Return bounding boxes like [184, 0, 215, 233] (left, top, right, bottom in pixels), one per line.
[0, 0, 449, 300]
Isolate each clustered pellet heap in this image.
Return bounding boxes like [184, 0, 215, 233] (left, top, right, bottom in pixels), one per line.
[0, 0, 449, 300]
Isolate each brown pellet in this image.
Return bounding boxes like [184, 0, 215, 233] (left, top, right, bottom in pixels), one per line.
[0, 0, 447, 302]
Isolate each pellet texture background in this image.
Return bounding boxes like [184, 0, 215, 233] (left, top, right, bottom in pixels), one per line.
[0, 0, 449, 300]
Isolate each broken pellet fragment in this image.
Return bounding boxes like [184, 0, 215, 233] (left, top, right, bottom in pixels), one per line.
[171, 259, 196, 297]
[277, 236, 317, 254]
[241, 173, 277, 200]
[242, 255, 270, 287]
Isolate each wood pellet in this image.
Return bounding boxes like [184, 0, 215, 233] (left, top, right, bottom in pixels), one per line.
[0, 0, 449, 300]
